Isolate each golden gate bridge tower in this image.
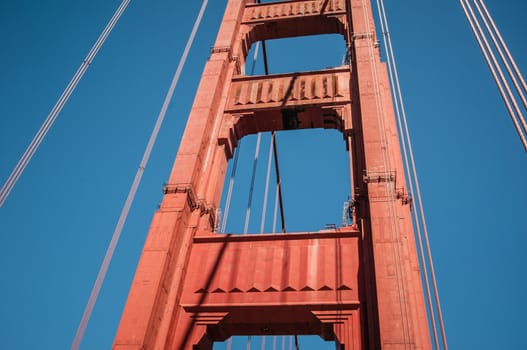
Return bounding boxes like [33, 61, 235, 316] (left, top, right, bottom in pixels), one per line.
[113, 0, 432, 348]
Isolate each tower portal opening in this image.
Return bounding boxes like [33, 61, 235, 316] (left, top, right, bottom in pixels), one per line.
[218, 129, 350, 234]
[244, 34, 347, 76]
[213, 335, 335, 349]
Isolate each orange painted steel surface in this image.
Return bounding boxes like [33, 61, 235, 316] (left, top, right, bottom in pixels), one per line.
[113, 0, 432, 349]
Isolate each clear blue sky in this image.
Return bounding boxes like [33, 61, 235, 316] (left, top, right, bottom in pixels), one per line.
[1, 0, 526, 349]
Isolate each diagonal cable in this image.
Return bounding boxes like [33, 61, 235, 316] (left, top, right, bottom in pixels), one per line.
[70, 1, 209, 348]
[0, 0, 131, 208]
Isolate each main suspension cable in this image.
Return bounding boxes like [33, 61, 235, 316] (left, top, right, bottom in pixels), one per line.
[70, 1, 209, 349]
[0, 0, 131, 208]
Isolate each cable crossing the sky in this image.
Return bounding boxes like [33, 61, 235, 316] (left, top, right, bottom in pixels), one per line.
[460, 0, 527, 152]
[374, 0, 450, 348]
[70, 1, 209, 349]
[0, 0, 132, 208]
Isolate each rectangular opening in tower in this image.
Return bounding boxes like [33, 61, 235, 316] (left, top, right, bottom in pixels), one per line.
[245, 34, 347, 76]
[218, 129, 351, 234]
[213, 335, 336, 349]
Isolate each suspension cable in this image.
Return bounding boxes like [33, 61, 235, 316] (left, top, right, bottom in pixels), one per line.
[460, 0, 527, 151]
[225, 40, 263, 350]
[271, 132, 287, 233]
[259, 31, 287, 233]
[260, 136, 275, 233]
[473, 0, 527, 111]
[243, 132, 262, 234]
[0, 0, 132, 208]
[465, 0, 527, 135]
[377, 0, 448, 349]
[70, 1, 209, 349]
[224, 41, 260, 224]
[477, 0, 527, 101]
[221, 140, 242, 233]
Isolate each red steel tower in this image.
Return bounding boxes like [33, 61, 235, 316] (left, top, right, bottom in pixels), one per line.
[113, 0, 432, 348]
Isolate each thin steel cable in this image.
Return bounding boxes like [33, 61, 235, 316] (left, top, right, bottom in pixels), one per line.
[242, 42, 263, 235]
[375, 0, 442, 348]
[259, 42, 276, 235]
[260, 136, 274, 233]
[243, 132, 262, 234]
[225, 40, 262, 350]
[0, 0, 131, 208]
[271, 132, 287, 233]
[242, 47, 264, 234]
[460, 0, 527, 151]
[478, 0, 527, 102]
[221, 141, 242, 233]
[258, 29, 286, 233]
[378, 0, 451, 347]
[472, 0, 527, 128]
[70, 1, 209, 349]
[273, 185, 279, 232]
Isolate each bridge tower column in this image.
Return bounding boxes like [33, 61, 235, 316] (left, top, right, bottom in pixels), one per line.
[113, 0, 432, 349]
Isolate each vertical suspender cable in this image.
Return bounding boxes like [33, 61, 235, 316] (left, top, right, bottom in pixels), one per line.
[243, 132, 262, 234]
[70, 1, 209, 349]
[260, 36, 287, 233]
[260, 137, 274, 233]
[226, 41, 261, 350]
[374, 1, 442, 349]
[294, 334, 299, 350]
[466, 1, 527, 134]
[377, 0, 455, 348]
[459, 0, 527, 151]
[470, 0, 527, 136]
[271, 132, 287, 233]
[475, 0, 527, 108]
[221, 141, 242, 233]
[243, 42, 262, 235]
[477, 0, 527, 101]
[0, 0, 131, 208]
[229, 40, 262, 350]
